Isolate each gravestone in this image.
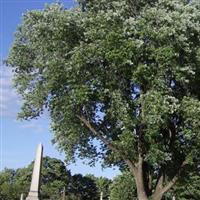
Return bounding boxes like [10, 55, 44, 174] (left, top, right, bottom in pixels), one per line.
[100, 191, 103, 200]
[26, 143, 43, 200]
[20, 193, 24, 200]
[62, 186, 66, 200]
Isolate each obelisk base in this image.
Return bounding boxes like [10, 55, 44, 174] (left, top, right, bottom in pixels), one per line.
[26, 191, 39, 200]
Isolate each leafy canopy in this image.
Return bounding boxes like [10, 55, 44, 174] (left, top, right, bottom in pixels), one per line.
[6, 0, 200, 197]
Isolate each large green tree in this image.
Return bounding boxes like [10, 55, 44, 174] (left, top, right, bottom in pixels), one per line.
[6, 0, 200, 199]
[0, 157, 70, 200]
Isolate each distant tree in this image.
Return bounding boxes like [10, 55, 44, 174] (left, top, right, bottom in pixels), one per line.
[0, 157, 70, 200]
[86, 175, 111, 200]
[40, 156, 71, 199]
[69, 174, 98, 200]
[109, 172, 137, 200]
[0, 169, 19, 200]
[6, 1, 200, 199]
[0, 157, 105, 200]
[96, 177, 111, 200]
[14, 156, 71, 200]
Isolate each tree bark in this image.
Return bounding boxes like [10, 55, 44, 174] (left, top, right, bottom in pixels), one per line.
[151, 172, 164, 200]
[132, 156, 149, 200]
[151, 160, 187, 200]
[152, 192, 163, 200]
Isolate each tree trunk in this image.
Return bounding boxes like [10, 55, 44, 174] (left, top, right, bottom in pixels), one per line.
[135, 176, 149, 200]
[151, 173, 164, 200]
[151, 192, 163, 200]
[131, 165, 164, 200]
[132, 157, 149, 200]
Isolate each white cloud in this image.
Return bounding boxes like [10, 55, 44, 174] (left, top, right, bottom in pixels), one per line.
[1, 66, 50, 133]
[1, 77, 11, 87]
[20, 121, 45, 133]
[0, 103, 7, 109]
[0, 66, 20, 118]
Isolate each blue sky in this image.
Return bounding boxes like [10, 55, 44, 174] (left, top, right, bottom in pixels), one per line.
[0, 0, 119, 179]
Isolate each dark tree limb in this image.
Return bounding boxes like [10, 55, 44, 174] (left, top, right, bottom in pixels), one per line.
[76, 114, 137, 170]
[161, 160, 187, 194]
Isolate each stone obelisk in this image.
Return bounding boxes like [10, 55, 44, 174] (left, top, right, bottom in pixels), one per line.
[26, 143, 43, 200]
[20, 193, 24, 200]
[100, 191, 103, 200]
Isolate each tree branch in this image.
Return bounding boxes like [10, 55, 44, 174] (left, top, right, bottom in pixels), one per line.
[161, 160, 187, 194]
[154, 172, 164, 194]
[76, 114, 137, 170]
[76, 115, 116, 151]
[148, 173, 152, 193]
[151, 171, 164, 200]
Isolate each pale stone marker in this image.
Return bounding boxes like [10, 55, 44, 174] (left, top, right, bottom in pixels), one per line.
[62, 186, 66, 200]
[26, 143, 43, 200]
[20, 193, 24, 200]
[100, 191, 103, 200]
